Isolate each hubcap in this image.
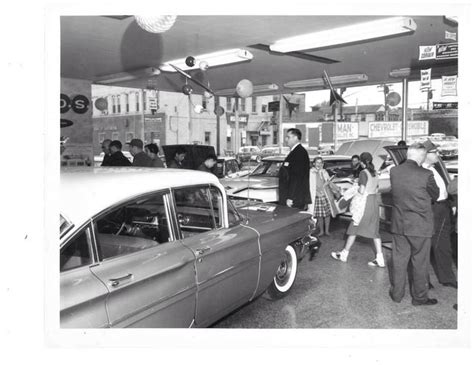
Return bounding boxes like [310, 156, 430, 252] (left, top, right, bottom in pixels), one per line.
[275, 251, 293, 287]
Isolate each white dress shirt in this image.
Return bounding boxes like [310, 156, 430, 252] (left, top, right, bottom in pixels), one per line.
[423, 163, 448, 201]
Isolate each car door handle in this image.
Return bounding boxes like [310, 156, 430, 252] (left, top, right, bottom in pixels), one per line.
[109, 273, 133, 287]
[195, 247, 211, 256]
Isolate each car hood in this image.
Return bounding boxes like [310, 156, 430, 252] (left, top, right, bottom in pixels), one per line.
[221, 175, 278, 192]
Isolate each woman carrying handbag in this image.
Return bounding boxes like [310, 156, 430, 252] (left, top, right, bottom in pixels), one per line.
[330, 152, 385, 267]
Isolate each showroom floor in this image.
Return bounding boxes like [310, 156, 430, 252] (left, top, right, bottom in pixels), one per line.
[213, 218, 458, 329]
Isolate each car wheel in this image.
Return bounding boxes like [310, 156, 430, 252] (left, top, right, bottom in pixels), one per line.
[264, 244, 298, 300]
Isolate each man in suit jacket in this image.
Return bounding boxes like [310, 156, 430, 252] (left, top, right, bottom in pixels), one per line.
[278, 128, 311, 210]
[389, 143, 439, 306]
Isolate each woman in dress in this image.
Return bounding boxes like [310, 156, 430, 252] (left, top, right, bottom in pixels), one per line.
[331, 152, 385, 267]
[307, 156, 332, 236]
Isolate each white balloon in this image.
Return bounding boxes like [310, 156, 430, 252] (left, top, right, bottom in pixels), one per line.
[236, 79, 254, 98]
[194, 105, 204, 114]
[135, 15, 177, 33]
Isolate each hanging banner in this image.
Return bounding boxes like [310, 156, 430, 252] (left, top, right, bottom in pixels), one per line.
[433, 102, 458, 110]
[445, 31, 457, 41]
[419, 45, 436, 60]
[441, 75, 458, 96]
[420, 69, 432, 91]
[436, 43, 458, 59]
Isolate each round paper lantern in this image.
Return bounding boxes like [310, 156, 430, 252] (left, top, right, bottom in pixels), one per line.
[182, 84, 193, 95]
[94, 97, 108, 111]
[194, 105, 204, 114]
[236, 79, 254, 98]
[199, 61, 209, 71]
[214, 106, 225, 117]
[134, 15, 177, 33]
[185, 56, 196, 67]
[387, 92, 401, 107]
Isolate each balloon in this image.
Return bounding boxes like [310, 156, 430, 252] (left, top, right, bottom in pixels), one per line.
[214, 106, 225, 117]
[194, 105, 204, 114]
[387, 92, 401, 107]
[134, 16, 177, 33]
[182, 84, 193, 95]
[199, 61, 209, 71]
[94, 97, 108, 111]
[236, 79, 254, 98]
[203, 91, 213, 99]
[185, 56, 196, 67]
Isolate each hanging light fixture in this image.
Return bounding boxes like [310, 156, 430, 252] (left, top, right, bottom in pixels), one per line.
[283, 74, 368, 89]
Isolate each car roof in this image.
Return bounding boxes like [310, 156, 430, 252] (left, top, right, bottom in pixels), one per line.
[61, 167, 219, 229]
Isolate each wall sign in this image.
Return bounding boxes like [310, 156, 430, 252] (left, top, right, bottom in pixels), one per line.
[441, 75, 458, 96]
[368, 121, 428, 138]
[420, 69, 432, 91]
[419, 45, 436, 60]
[336, 122, 359, 140]
[436, 43, 458, 60]
[433, 102, 458, 110]
[61, 93, 90, 114]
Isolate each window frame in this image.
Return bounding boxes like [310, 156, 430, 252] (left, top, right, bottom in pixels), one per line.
[60, 222, 96, 273]
[169, 184, 228, 240]
[89, 189, 177, 263]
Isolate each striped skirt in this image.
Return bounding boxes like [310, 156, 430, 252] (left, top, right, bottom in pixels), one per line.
[313, 194, 331, 217]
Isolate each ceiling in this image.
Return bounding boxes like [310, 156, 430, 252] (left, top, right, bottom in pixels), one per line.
[61, 16, 458, 94]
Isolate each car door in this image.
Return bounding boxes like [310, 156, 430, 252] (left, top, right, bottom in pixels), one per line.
[171, 184, 260, 327]
[89, 190, 197, 328]
[60, 223, 109, 328]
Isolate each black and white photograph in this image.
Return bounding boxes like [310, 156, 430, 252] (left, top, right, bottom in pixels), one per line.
[3, 0, 473, 363]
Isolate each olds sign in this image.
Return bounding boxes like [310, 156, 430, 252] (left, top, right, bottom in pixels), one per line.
[368, 121, 428, 138]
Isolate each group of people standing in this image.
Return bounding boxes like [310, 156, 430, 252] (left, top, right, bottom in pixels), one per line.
[278, 128, 457, 307]
[100, 138, 218, 173]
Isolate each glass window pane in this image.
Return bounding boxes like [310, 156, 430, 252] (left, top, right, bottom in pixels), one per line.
[60, 228, 92, 272]
[95, 191, 170, 260]
[173, 186, 215, 238]
[227, 198, 242, 227]
[209, 186, 224, 228]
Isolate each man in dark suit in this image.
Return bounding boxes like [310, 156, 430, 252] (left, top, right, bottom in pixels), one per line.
[389, 143, 439, 306]
[107, 140, 132, 167]
[278, 128, 311, 210]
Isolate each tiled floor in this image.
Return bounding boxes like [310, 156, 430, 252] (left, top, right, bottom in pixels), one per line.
[213, 218, 458, 329]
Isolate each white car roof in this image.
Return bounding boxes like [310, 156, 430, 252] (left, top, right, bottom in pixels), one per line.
[61, 167, 220, 229]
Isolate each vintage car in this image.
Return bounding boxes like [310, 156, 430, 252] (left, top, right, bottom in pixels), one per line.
[261, 145, 290, 158]
[222, 154, 355, 203]
[237, 145, 262, 163]
[60, 168, 315, 328]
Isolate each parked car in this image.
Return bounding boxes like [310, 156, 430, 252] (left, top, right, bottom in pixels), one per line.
[445, 160, 458, 179]
[261, 145, 290, 158]
[237, 146, 262, 163]
[60, 168, 315, 328]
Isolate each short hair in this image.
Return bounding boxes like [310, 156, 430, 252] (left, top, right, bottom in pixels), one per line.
[102, 139, 112, 145]
[313, 156, 324, 163]
[407, 142, 426, 160]
[287, 128, 302, 140]
[145, 143, 159, 155]
[351, 154, 360, 160]
[205, 153, 218, 162]
[397, 140, 407, 147]
[109, 140, 122, 150]
[175, 147, 186, 155]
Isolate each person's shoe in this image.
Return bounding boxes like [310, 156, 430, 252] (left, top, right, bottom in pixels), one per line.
[442, 282, 458, 289]
[368, 254, 385, 268]
[389, 292, 402, 303]
[412, 298, 438, 306]
[331, 250, 348, 262]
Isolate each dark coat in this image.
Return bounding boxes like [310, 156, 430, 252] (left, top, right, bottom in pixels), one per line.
[132, 151, 153, 167]
[168, 159, 184, 169]
[108, 151, 132, 167]
[101, 153, 112, 167]
[278, 143, 311, 207]
[390, 159, 439, 237]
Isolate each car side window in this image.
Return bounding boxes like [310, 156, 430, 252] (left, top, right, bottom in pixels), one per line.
[94, 191, 171, 261]
[173, 186, 222, 238]
[227, 198, 242, 227]
[60, 227, 93, 272]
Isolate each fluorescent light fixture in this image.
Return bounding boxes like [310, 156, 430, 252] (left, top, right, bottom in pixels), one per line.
[284, 74, 368, 89]
[444, 16, 458, 24]
[160, 49, 253, 72]
[389, 68, 412, 78]
[216, 83, 279, 96]
[270, 17, 417, 53]
[95, 67, 161, 84]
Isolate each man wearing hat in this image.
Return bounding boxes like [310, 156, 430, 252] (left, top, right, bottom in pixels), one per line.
[389, 142, 439, 306]
[422, 139, 457, 289]
[127, 138, 153, 167]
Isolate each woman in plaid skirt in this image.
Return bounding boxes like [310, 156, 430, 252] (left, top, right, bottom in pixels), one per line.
[307, 157, 332, 236]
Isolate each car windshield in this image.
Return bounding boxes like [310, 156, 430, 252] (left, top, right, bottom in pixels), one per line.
[250, 160, 282, 177]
